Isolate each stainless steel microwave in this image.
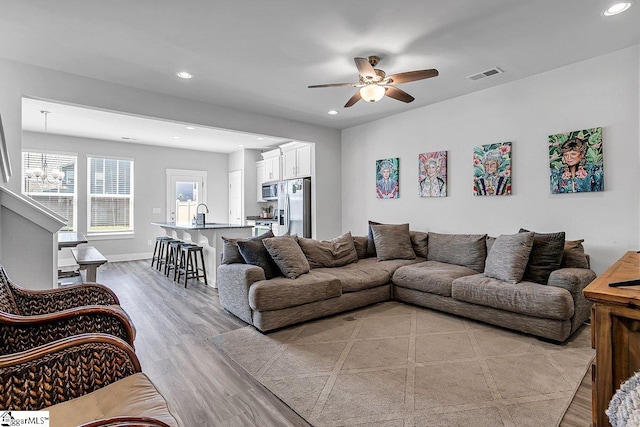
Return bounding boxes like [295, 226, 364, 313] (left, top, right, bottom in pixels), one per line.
[261, 183, 278, 200]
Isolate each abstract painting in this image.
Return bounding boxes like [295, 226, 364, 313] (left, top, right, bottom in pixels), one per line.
[549, 127, 603, 194]
[418, 151, 447, 197]
[376, 157, 399, 199]
[473, 142, 511, 196]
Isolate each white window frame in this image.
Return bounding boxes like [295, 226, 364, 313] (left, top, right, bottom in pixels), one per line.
[86, 155, 134, 237]
[21, 149, 78, 231]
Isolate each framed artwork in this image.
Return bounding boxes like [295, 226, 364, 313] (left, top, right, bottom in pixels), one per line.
[549, 127, 603, 194]
[376, 158, 399, 199]
[418, 151, 447, 197]
[473, 142, 511, 196]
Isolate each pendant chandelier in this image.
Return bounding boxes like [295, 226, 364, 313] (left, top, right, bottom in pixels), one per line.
[24, 111, 65, 185]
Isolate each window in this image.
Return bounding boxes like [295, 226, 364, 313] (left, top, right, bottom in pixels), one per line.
[88, 156, 134, 233]
[22, 151, 77, 231]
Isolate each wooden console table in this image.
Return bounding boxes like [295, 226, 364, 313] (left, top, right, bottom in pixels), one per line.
[584, 251, 640, 426]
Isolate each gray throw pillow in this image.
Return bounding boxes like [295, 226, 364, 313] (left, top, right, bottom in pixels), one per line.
[263, 236, 310, 279]
[371, 223, 416, 261]
[519, 228, 565, 284]
[561, 239, 590, 269]
[222, 230, 274, 265]
[410, 231, 429, 258]
[237, 237, 282, 279]
[298, 232, 359, 268]
[352, 236, 369, 259]
[484, 232, 535, 284]
[427, 232, 487, 272]
[366, 220, 382, 257]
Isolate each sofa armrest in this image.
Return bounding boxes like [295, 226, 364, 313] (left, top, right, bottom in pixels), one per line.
[0, 333, 140, 410]
[547, 268, 596, 295]
[217, 264, 265, 324]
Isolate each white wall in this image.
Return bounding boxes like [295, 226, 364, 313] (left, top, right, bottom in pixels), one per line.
[22, 131, 229, 261]
[342, 46, 640, 275]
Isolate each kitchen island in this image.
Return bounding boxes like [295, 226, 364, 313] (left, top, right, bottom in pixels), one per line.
[151, 222, 252, 287]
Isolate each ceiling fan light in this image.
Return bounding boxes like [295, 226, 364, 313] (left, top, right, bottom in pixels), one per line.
[359, 84, 386, 103]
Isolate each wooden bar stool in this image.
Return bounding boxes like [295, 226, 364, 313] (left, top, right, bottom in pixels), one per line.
[176, 245, 208, 287]
[164, 240, 185, 278]
[151, 236, 172, 269]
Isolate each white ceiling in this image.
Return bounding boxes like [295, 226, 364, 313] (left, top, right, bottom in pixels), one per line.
[2, 1, 639, 151]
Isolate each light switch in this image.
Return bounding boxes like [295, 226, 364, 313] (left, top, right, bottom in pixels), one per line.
[152, 208, 161, 214]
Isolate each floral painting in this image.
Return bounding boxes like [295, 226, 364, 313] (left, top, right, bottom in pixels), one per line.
[418, 151, 447, 197]
[376, 157, 399, 199]
[473, 142, 511, 196]
[549, 127, 603, 194]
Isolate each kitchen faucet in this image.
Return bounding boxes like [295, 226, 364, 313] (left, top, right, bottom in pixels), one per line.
[197, 203, 209, 213]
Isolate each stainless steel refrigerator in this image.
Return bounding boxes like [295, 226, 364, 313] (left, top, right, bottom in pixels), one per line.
[276, 178, 311, 238]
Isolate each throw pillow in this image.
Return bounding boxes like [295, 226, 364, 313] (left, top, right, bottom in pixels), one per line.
[409, 231, 429, 258]
[484, 232, 535, 284]
[221, 230, 274, 265]
[352, 236, 369, 259]
[262, 236, 310, 279]
[298, 232, 359, 268]
[237, 237, 282, 279]
[486, 236, 496, 254]
[519, 228, 566, 284]
[561, 239, 590, 269]
[371, 223, 416, 261]
[427, 232, 488, 272]
[366, 220, 382, 257]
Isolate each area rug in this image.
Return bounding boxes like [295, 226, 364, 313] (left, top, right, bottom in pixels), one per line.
[212, 302, 594, 426]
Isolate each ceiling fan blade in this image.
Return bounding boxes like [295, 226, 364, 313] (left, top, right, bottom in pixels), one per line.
[385, 86, 415, 103]
[387, 69, 439, 84]
[354, 57, 376, 80]
[344, 90, 362, 108]
[308, 82, 357, 88]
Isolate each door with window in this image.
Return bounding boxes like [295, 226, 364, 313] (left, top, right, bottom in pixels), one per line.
[166, 169, 207, 224]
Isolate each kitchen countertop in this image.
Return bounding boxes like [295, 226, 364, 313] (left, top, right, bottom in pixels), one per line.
[246, 216, 277, 222]
[151, 221, 252, 230]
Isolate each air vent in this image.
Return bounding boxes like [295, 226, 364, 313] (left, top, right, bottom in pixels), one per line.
[467, 67, 504, 81]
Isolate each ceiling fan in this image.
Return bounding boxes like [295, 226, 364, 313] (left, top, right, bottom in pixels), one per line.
[308, 56, 439, 108]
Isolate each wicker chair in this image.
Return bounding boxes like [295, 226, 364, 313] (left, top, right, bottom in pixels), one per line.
[0, 264, 136, 353]
[0, 333, 181, 426]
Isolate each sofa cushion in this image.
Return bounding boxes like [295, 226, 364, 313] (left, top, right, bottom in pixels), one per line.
[427, 232, 487, 272]
[222, 230, 274, 265]
[298, 232, 358, 268]
[47, 372, 181, 427]
[451, 274, 574, 320]
[520, 228, 566, 284]
[392, 261, 479, 297]
[561, 239, 590, 269]
[484, 232, 534, 284]
[353, 235, 369, 259]
[371, 223, 416, 261]
[237, 238, 281, 280]
[316, 259, 392, 292]
[410, 231, 429, 258]
[263, 235, 310, 279]
[249, 271, 342, 311]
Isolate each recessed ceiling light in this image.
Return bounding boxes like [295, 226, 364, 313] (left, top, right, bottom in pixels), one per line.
[328, 110, 338, 115]
[257, 137, 264, 141]
[239, 144, 244, 147]
[603, 2, 632, 15]
[185, 126, 196, 130]
[173, 136, 180, 139]
[176, 71, 193, 79]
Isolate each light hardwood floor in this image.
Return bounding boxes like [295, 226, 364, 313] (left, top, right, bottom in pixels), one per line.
[96, 260, 591, 426]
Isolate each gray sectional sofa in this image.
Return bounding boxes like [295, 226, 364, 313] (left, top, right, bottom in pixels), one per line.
[217, 224, 596, 342]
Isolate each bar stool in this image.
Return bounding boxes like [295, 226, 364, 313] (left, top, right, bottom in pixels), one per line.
[164, 240, 185, 278]
[176, 245, 208, 287]
[156, 238, 177, 272]
[151, 236, 172, 269]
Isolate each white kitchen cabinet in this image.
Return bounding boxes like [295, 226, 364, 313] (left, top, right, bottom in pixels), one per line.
[256, 160, 265, 202]
[281, 143, 312, 179]
[261, 149, 281, 182]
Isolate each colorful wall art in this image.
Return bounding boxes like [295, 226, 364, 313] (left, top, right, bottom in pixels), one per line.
[473, 142, 512, 196]
[549, 127, 603, 194]
[418, 151, 447, 197]
[376, 157, 399, 199]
